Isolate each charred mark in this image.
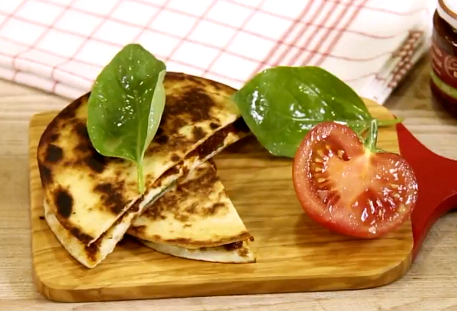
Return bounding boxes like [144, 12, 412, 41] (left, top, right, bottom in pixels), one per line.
[223, 241, 243, 251]
[209, 122, 219, 130]
[165, 72, 186, 81]
[155, 135, 169, 145]
[74, 121, 89, 141]
[237, 247, 249, 257]
[184, 203, 198, 214]
[45, 144, 63, 163]
[188, 123, 235, 159]
[171, 118, 187, 130]
[49, 133, 59, 142]
[233, 117, 250, 133]
[84, 153, 108, 173]
[129, 199, 143, 213]
[171, 153, 180, 162]
[206, 77, 236, 93]
[205, 202, 226, 215]
[192, 126, 205, 141]
[59, 105, 76, 120]
[84, 237, 100, 262]
[162, 88, 213, 128]
[39, 216, 45, 220]
[54, 188, 73, 218]
[94, 182, 127, 215]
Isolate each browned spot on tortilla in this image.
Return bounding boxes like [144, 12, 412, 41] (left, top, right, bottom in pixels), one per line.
[209, 122, 219, 130]
[154, 133, 169, 145]
[84, 153, 108, 173]
[38, 163, 53, 185]
[128, 225, 146, 237]
[165, 72, 186, 82]
[74, 121, 89, 140]
[171, 153, 180, 162]
[84, 236, 101, 263]
[192, 126, 205, 141]
[129, 199, 143, 213]
[184, 203, 198, 214]
[94, 182, 128, 215]
[172, 118, 187, 130]
[49, 133, 59, 142]
[45, 144, 63, 163]
[69, 227, 94, 246]
[223, 241, 243, 251]
[183, 74, 205, 87]
[59, 104, 77, 120]
[205, 202, 226, 215]
[188, 122, 236, 159]
[149, 164, 181, 189]
[72, 124, 124, 173]
[54, 188, 73, 218]
[237, 246, 249, 258]
[39, 216, 45, 220]
[161, 88, 213, 132]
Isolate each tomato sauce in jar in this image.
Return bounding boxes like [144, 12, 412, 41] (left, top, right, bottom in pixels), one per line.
[431, 0, 457, 117]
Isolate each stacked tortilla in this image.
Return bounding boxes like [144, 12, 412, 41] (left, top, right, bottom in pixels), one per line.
[37, 72, 255, 268]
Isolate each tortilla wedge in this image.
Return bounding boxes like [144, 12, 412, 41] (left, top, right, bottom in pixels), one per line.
[37, 72, 250, 268]
[128, 160, 256, 263]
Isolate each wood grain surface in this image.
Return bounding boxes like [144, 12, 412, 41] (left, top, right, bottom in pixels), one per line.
[28, 98, 412, 302]
[1, 56, 457, 310]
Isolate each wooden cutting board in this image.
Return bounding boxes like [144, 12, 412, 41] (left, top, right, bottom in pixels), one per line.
[28, 98, 413, 302]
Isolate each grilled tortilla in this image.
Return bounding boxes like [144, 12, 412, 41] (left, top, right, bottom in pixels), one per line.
[37, 72, 250, 268]
[128, 161, 255, 263]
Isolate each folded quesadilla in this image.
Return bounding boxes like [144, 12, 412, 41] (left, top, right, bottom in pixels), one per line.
[37, 72, 250, 268]
[128, 160, 256, 263]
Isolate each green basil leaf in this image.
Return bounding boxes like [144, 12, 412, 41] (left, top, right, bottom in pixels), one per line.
[87, 43, 166, 194]
[231, 66, 375, 158]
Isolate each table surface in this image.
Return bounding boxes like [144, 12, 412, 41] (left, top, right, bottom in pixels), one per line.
[1, 56, 456, 311]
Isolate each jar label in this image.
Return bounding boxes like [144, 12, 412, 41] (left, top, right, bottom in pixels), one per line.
[431, 41, 457, 95]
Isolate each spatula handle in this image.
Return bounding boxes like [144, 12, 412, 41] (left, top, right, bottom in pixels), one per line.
[396, 123, 457, 260]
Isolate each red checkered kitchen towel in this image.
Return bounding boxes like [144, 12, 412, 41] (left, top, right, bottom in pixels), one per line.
[0, 0, 435, 104]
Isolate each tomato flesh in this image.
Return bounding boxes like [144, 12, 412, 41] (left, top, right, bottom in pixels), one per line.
[292, 121, 418, 238]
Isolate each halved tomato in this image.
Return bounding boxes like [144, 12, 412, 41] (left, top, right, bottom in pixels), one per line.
[292, 121, 418, 238]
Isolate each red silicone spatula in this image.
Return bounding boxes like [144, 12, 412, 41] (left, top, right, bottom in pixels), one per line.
[396, 123, 457, 261]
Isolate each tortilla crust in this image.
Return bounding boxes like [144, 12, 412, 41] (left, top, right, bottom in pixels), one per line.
[128, 161, 253, 249]
[139, 239, 256, 264]
[37, 72, 247, 246]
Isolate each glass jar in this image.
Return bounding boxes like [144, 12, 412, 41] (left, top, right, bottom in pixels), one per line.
[430, 0, 457, 117]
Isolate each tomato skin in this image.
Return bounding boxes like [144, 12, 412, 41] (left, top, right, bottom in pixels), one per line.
[292, 121, 418, 239]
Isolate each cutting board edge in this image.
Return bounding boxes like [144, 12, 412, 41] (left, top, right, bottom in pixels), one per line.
[31, 251, 412, 303]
